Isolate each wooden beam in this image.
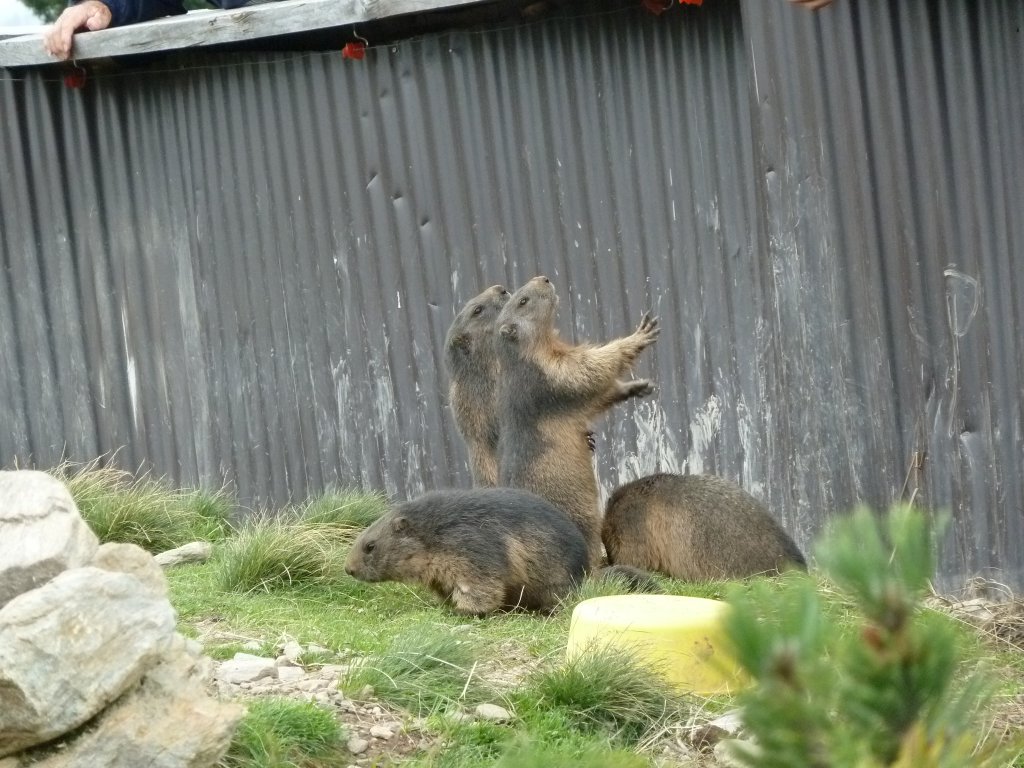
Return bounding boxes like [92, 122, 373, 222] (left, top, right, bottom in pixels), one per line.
[0, 0, 484, 67]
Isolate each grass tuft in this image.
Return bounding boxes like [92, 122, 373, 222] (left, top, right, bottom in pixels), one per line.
[57, 462, 232, 553]
[290, 488, 387, 532]
[219, 698, 346, 768]
[344, 625, 494, 715]
[215, 523, 348, 592]
[494, 739, 649, 768]
[519, 645, 690, 744]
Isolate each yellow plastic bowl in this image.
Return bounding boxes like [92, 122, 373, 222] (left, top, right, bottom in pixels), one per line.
[566, 594, 747, 695]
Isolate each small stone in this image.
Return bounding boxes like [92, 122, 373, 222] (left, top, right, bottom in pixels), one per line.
[446, 710, 473, 724]
[282, 640, 304, 662]
[321, 664, 349, 679]
[358, 684, 374, 699]
[315, 692, 331, 706]
[216, 654, 277, 684]
[347, 737, 370, 755]
[153, 541, 212, 567]
[297, 679, 321, 692]
[277, 666, 306, 683]
[474, 703, 512, 722]
[241, 640, 262, 652]
[369, 725, 394, 740]
[714, 738, 758, 768]
[306, 643, 330, 655]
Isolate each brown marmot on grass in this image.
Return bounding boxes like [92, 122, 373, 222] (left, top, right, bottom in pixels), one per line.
[602, 473, 807, 580]
[344, 488, 588, 615]
[444, 285, 511, 486]
[494, 275, 659, 569]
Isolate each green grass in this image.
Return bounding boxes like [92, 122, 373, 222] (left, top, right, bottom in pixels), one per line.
[57, 463, 232, 553]
[43, 468, 1024, 768]
[220, 698, 347, 768]
[287, 488, 387, 530]
[516, 646, 690, 743]
[215, 523, 350, 593]
[343, 625, 494, 715]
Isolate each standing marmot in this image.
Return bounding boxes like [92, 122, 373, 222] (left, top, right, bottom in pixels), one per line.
[444, 285, 511, 486]
[602, 473, 807, 580]
[344, 488, 588, 615]
[494, 275, 659, 569]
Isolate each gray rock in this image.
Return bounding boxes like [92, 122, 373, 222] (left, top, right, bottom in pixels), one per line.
[714, 738, 759, 767]
[215, 654, 277, 684]
[346, 737, 369, 755]
[474, 703, 512, 722]
[0, 567, 176, 757]
[0, 471, 98, 608]
[26, 641, 244, 768]
[153, 542, 213, 568]
[281, 640, 304, 663]
[90, 542, 169, 597]
[277, 666, 305, 683]
[369, 725, 394, 740]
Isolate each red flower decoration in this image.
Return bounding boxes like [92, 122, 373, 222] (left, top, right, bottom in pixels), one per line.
[63, 69, 87, 89]
[342, 41, 366, 60]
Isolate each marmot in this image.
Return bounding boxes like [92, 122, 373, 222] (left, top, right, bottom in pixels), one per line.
[344, 488, 588, 615]
[602, 473, 807, 580]
[444, 285, 511, 486]
[494, 275, 659, 569]
[445, 284, 599, 485]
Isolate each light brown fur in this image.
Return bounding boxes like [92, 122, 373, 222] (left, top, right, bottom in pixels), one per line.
[445, 285, 511, 486]
[495, 276, 659, 569]
[602, 473, 807, 580]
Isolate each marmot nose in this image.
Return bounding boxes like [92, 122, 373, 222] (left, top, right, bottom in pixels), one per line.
[536, 275, 550, 284]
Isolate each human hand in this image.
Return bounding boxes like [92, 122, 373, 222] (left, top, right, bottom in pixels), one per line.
[43, 0, 113, 61]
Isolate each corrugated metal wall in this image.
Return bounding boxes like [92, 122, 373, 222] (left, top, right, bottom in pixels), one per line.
[1, 0, 1021, 588]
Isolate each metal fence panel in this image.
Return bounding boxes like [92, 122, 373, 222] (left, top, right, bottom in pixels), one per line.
[2, 0, 1022, 588]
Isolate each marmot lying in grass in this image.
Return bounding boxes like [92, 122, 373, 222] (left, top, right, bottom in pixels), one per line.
[494, 275, 659, 569]
[344, 488, 588, 615]
[444, 284, 511, 487]
[602, 473, 807, 580]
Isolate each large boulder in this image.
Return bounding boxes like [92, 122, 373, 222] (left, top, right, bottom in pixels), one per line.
[0, 471, 98, 608]
[90, 542, 169, 597]
[0, 567, 176, 756]
[24, 635, 244, 768]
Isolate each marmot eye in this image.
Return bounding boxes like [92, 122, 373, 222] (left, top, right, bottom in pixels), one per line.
[471, 305, 483, 316]
[363, 541, 376, 554]
[518, 297, 529, 306]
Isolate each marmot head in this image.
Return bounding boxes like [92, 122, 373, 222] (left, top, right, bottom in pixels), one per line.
[445, 285, 511, 359]
[496, 276, 557, 349]
[344, 511, 423, 583]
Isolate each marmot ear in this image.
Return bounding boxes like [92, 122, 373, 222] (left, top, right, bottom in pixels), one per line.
[392, 515, 409, 533]
[498, 323, 518, 341]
